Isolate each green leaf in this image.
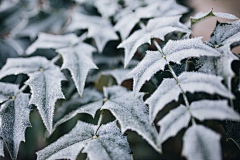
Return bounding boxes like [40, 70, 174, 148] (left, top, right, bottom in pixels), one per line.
[0, 82, 31, 160]
[182, 125, 221, 160]
[36, 121, 133, 160]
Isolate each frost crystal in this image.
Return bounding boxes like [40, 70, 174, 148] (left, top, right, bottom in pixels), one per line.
[37, 121, 132, 160]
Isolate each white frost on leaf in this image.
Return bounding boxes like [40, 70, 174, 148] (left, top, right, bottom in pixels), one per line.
[209, 20, 240, 48]
[52, 88, 104, 133]
[146, 72, 234, 123]
[157, 105, 191, 144]
[0, 82, 31, 160]
[94, 0, 120, 18]
[182, 125, 222, 160]
[198, 46, 238, 90]
[114, 0, 188, 40]
[14, 12, 65, 40]
[57, 42, 98, 96]
[67, 12, 118, 52]
[0, 57, 66, 133]
[26, 33, 79, 55]
[37, 121, 132, 160]
[102, 86, 161, 152]
[190, 9, 239, 26]
[128, 37, 221, 94]
[190, 100, 240, 121]
[118, 16, 190, 67]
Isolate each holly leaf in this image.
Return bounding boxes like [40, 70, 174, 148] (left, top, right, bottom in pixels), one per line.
[190, 9, 239, 26]
[114, 0, 188, 40]
[57, 43, 98, 96]
[67, 12, 118, 52]
[101, 86, 161, 152]
[94, 0, 120, 18]
[128, 37, 221, 94]
[52, 88, 104, 132]
[0, 57, 66, 133]
[37, 121, 133, 160]
[101, 69, 131, 85]
[0, 82, 31, 160]
[182, 125, 221, 160]
[26, 33, 79, 55]
[13, 11, 65, 40]
[146, 72, 234, 123]
[208, 20, 240, 48]
[198, 46, 238, 89]
[190, 100, 240, 121]
[118, 16, 190, 67]
[157, 105, 191, 144]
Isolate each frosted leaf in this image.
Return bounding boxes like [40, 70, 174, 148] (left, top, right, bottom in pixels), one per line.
[190, 9, 239, 26]
[128, 37, 221, 94]
[103, 85, 130, 99]
[94, 0, 120, 18]
[157, 105, 191, 144]
[209, 20, 240, 48]
[26, 66, 65, 133]
[102, 86, 161, 152]
[0, 139, 3, 157]
[102, 69, 131, 85]
[82, 121, 132, 160]
[67, 12, 118, 52]
[114, 0, 188, 40]
[0, 83, 18, 103]
[26, 33, 79, 55]
[0, 57, 52, 79]
[37, 121, 132, 160]
[182, 125, 221, 160]
[146, 72, 234, 123]
[118, 16, 190, 67]
[37, 120, 94, 160]
[198, 46, 238, 89]
[0, 57, 66, 133]
[57, 42, 98, 96]
[0, 82, 31, 160]
[14, 11, 64, 40]
[53, 88, 104, 132]
[190, 100, 240, 121]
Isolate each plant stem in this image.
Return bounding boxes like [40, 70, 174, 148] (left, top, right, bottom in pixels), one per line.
[95, 110, 105, 136]
[51, 54, 62, 64]
[138, 21, 196, 124]
[153, 39, 196, 125]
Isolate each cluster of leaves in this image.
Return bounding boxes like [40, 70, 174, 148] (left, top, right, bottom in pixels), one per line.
[0, 0, 240, 160]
